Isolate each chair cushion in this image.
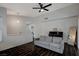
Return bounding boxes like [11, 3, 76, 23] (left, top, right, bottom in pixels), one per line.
[39, 36, 46, 41]
[45, 36, 52, 42]
[53, 37, 62, 44]
[40, 36, 52, 42]
[50, 43, 61, 49]
[39, 41, 50, 45]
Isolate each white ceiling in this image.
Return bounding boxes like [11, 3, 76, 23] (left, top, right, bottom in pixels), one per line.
[0, 3, 73, 17]
[33, 4, 79, 23]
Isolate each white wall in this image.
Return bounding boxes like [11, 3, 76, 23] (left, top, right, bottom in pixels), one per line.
[0, 17, 3, 42]
[0, 13, 33, 51]
[0, 7, 8, 51]
[0, 7, 7, 42]
[6, 15, 33, 50]
[34, 16, 78, 45]
[78, 16, 79, 48]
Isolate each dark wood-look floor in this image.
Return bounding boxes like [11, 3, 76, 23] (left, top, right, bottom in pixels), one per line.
[0, 42, 77, 56]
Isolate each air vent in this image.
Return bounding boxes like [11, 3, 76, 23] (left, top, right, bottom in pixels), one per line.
[44, 17, 48, 20]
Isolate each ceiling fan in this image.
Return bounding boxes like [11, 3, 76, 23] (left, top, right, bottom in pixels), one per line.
[33, 3, 52, 12]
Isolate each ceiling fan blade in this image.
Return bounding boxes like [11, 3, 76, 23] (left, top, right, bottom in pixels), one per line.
[39, 3, 43, 8]
[33, 7, 40, 9]
[44, 4, 52, 8]
[44, 9, 49, 11]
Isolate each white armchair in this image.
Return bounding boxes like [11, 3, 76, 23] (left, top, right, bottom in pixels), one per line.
[34, 36, 64, 54]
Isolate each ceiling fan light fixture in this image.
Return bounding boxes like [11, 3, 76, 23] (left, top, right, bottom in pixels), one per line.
[41, 9, 44, 12]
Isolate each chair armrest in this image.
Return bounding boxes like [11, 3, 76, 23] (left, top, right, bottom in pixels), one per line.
[59, 40, 64, 53]
[60, 40, 64, 50]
